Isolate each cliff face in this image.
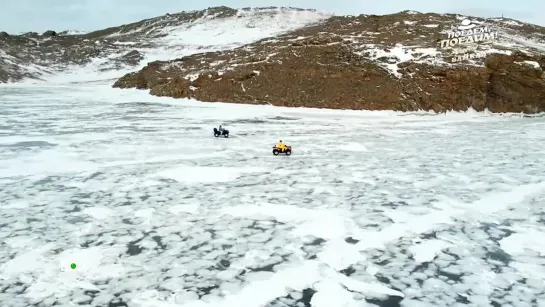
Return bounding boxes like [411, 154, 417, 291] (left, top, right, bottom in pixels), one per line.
[112, 10, 545, 113]
[113, 51, 545, 113]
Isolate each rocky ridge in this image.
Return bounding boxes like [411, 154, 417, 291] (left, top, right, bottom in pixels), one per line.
[2, 6, 545, 113]
[0, 6, 330, 83]
[112, 8, 545, 113]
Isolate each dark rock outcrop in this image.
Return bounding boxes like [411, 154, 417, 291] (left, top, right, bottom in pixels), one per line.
[484, 53, 545, 112]
[22, 32, 38, 37]
[0, 6, 243, 83]
[42, 30, 57, 37]
[119, 50, 143, 65]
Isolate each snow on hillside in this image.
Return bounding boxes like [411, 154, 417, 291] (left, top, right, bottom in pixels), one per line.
[60, 30, 90, 35]
[350, 14, 545, 78]
[2, 9, 544, 85]
[134, 12, 544, 83]
[17, 8, 333, 84]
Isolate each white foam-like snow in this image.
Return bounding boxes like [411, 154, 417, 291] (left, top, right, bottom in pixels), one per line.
[82, 206, 114, 220]
[310, 280, 360, 307]
[499, 228, 545, 256]
[409, 239, 452, 263]
[317, 239, 363, 270]
[181, 260, 404, 307]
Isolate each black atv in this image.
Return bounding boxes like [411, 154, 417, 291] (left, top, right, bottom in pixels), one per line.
[214, 128, 229, 137]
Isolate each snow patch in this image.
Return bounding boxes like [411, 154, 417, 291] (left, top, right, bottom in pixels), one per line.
[409, 239, 452, 263]
[520, 60, 541, 69]
[499, 228, 545, 256]
[82, 206, 114, 220]
[503, 20, 524, 27]
[359, 44, 441, 77]
[168, 203, 201, 215]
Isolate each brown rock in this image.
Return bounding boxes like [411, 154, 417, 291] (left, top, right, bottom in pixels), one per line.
[110, 10, 545, 113]
[486, 54, 545, 112]
[149, 77, 192, 98]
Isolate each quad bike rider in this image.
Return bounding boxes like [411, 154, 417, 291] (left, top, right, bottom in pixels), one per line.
[272, 140, 291, 155]
[213, 125, 229, 137]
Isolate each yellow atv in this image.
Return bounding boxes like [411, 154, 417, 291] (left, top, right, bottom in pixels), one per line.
[272, 145, 292, 155]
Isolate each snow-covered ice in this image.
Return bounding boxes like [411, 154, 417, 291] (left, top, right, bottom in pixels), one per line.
[1, 83, 545, 306]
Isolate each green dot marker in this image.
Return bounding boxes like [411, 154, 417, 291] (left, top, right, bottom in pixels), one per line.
[70, 263, 76, 269]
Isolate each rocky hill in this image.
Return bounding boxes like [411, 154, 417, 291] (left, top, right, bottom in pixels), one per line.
[2, 7, 545, 113]
[0, 7, 331, 83]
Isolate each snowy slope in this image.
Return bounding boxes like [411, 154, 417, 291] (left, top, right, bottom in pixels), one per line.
[0, 7, 332, 84]
[1, 84, 545, 306]
[2, 8, 544, 85]
[111, 11, 545, 85]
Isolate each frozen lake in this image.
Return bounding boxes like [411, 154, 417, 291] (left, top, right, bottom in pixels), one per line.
[1, 84, 544, 307]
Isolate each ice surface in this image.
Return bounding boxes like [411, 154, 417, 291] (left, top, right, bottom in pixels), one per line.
[1, 83, 545, 306]
[338, 142, 368, 151]
[156, 166, 265, 183]
[409, 240, 452, 263]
